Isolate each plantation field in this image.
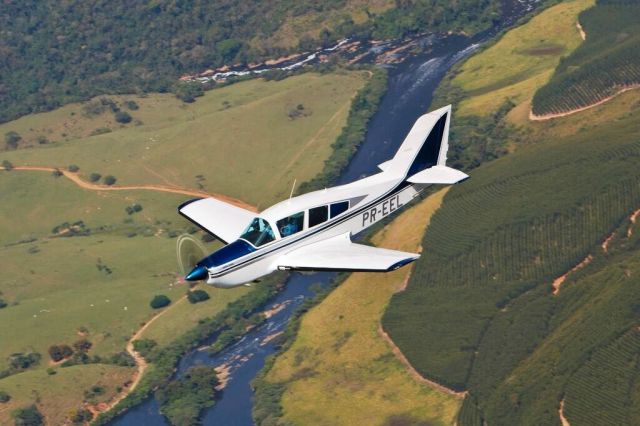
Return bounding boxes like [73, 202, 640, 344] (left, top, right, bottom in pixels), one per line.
[262, 189, 461, 425]
[384, 75, 640, 424]
[441, 0, 592, 117]
[531, 0, 640, 116]
[0, 72, 367, 208]
[0, 364, 133, 425]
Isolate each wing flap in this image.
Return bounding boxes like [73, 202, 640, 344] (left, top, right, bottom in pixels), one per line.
[278, 233, 419, 272]
[407, 165, 469, 185]
[179, 198, 255, 244]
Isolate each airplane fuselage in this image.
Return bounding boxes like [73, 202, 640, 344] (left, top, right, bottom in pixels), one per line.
[193, 175, 426, 288]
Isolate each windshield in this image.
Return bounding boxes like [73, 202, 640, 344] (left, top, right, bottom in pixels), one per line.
[239, 217, 276, 247]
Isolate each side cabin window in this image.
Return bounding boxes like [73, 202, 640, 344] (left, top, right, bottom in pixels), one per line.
[330, 201, 349, 218]
[239, 217, 275, 247]
[277, 211, 304, 238]
[308, 205, 328, 228]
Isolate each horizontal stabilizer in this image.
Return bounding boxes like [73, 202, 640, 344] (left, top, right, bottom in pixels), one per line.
[179, 198, 255, 244]
[407, 165, 468, 185]
[277, 233, 419, 272]
[378, 160, 392, 172]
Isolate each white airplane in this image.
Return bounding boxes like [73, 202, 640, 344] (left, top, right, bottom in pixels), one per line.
[180, 105, 468, 287]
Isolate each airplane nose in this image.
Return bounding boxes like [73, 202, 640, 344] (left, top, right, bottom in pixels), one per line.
[185, 265, 208, 281]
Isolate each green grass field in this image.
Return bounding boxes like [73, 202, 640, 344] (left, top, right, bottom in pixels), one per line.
[261, 189, 462, 425]
[1, 72, 367, 208]
[0, 364, 133, 425]
[0, 71, 367, 423]
[441, 0, 592, 117]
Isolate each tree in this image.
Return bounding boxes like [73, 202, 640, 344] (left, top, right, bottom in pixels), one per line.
[187, 289, 210, 304]
[150, 294, 171, 309]
[52, 169, 63, 177]
[124, 100, 139, 110]
[0, 298, 7, 309]
[89, 173, 101, 182]
[4, 131, 21, 149]
[1, 160, 13, 171]
[73, 339, 92, 353]
[68, 164, 79, 172]
[11, 405, 44, 426]
[70, 408, 93, 424]
[114, 110, 132, 124]
[0, 390, 10, 403]
[173, 82, 204, 103]
[103, 175, 117, 185]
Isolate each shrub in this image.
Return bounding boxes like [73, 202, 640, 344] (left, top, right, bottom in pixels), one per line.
[0, 390, 10, 403]
[46, 368, 56, 375]
[124, 100, 139, 110]
[36, 135, 49, 145]
[52, 169, 63, 177]
[132, 339, 157, 360]
[1, 160, 13, 171]
[187, 289, 210, 304]
[73, 339, 92, 353]
[125, 203, 143, 215]
[150, 294, 171, 309]
[89, 127, 112, 136]
[0, 298, 7, 309]
[103, 175, 117, 186]
[48, 344, 73, 361]
[114, 111, 132, 124]
[68, 164, 80, 172]
[4, 131, 21, 149]
[9, 352, 41, 370]
[11, 405, 43, 425]
[89, 173, 101, 182]
[70, 408, 93, 424]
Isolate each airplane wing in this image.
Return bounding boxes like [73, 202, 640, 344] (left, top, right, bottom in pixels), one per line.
[277, 233, 419, 272]
[179, 198, 255, 244]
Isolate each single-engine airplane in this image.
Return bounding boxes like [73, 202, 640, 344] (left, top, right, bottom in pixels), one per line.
[179, 105, 467, 287]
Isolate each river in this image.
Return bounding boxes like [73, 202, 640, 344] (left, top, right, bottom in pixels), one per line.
[111, 1, 539, 424]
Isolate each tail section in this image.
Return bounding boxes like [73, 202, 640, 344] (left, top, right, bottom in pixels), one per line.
[378, 104, 468, 184]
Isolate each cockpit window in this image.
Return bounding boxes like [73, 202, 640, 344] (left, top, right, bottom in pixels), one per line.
[330, 201, 349, 218]
[309, 205, 328, 228]
[277, 211, 304, 238]
[239, 217, 276, 247]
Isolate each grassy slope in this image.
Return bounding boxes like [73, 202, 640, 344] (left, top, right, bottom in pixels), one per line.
[0, 72, 366, 422]
[1, 72, 367, 208]
[447, 0, 592, 118]
[0, 364, 133, 425]
[265, 189, 461, 425]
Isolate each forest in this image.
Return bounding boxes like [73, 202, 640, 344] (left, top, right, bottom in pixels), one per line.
[0, 0, 501, 124]
[531, 0, 640, 116]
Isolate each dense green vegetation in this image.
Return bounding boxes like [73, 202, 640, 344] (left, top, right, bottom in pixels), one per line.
[11, 405, 44, 426]
[0, 0, 503, 124]
[383, 90, 640, 423]
[532, 0, 640, 115]
[157, 366, 219, 426]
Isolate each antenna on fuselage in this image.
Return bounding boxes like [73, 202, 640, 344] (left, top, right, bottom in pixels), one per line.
[289, 178, 297, 200]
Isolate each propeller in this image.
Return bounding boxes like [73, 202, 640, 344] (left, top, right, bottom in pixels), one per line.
[176, 234, 208, 281]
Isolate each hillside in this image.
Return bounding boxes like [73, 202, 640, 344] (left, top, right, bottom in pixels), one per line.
[0, 71, 367, 424]
[531, 0, 640, 117]
[254, 190, 461, 425]
[0, 0, 501, 124]
[0, 72, 367, 208]
[382, 1, 640, 424]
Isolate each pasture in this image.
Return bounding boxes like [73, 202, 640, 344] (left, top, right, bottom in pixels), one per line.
[0, 72, 367, 208]
[0, 71, 367, 422]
